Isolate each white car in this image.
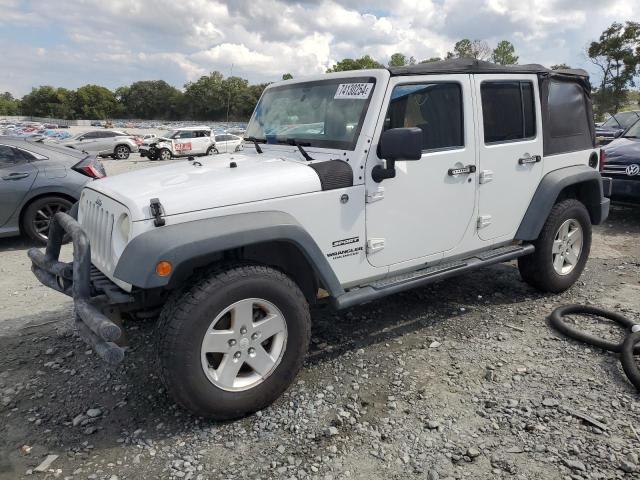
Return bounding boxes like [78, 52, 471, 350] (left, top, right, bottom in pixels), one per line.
[30, 59, 611, 421]
[58, 130, 139, 159]
[214, 133, 244, 153]
[139, 126, 217, 161]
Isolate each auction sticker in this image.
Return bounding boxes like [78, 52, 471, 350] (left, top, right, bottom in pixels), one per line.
[174, 142, 192, 151]
[334, 83, 374, 99]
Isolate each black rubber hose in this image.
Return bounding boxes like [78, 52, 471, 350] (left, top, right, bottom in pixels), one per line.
[549, 304, 640, 353]
[621, 331, 640, 391]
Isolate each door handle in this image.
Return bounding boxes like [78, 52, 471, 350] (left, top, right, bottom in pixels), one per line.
[2, 172, 30, 180]
[518, 155, 541, 165]
[448, 165, 476, 176]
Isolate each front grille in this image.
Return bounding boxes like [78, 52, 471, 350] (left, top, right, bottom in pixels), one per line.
[602, 164, 638, 177]
[82, 198, 115, 269]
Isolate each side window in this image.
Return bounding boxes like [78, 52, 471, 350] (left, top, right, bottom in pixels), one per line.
[176, 131, 194, 139]
[0, 145, 24, 165]
[214, 135, 223, 142]
[84, 132, 100, 139]
[384, 83, 464, 151]
[481, 81, 536, 143]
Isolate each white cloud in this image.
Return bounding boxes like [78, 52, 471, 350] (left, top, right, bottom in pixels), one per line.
[0, 0, 639, 95]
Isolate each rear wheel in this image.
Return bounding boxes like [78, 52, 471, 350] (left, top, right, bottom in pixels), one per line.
[518, 199, 591, 293]
[156, 264, 311, 419]
[206, 146, 219, 155]
[22, 196, 73, 244]
[113, 144, 130, 160]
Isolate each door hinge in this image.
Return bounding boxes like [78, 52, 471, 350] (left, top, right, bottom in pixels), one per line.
[479, 170, 493, 184]
[366, 187, 385, 203]
[477, 215, 492, 229]
[367, 238, 385, 253]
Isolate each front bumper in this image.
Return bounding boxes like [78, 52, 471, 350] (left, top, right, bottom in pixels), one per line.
[611, 178, 640, 201]
[28, 212, 127, 365]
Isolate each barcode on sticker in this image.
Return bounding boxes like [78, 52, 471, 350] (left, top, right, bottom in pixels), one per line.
[334, 83, 373, 99]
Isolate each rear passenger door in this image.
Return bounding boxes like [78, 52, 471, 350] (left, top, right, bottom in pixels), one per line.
[0, 145, 37, 226]
[473, 75, 543, 241]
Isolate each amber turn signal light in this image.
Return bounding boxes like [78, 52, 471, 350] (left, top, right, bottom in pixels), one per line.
[155, 261, 172, 277]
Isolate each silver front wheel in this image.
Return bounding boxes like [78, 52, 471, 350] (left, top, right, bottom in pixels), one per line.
[201, 298, 288, 391]
[552, 218, 583, 275]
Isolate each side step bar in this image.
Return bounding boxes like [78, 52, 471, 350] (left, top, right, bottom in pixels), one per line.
[333, 244, 534, 310]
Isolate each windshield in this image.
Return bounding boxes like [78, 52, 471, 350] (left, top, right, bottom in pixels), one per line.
[245, 77, 376, 150]
[602, 111, 640, 129]
[623, 119, 640, 138]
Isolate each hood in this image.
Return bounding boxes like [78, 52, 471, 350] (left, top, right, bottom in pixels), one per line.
[603, 137, 640, 164]
[595, 125, 625, 138]
[86, 152, 322, 221]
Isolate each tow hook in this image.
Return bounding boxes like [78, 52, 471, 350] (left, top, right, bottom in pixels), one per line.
[150, 198, 165, 227]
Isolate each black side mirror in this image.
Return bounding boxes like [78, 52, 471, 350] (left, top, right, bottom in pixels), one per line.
[372, 127, 423, 182]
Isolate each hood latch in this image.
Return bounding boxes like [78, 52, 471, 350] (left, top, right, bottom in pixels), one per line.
[150, 198, 165, 227]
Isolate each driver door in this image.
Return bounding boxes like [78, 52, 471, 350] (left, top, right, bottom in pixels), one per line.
[365, 75, 477, 267]
[0, 145, 37, 226]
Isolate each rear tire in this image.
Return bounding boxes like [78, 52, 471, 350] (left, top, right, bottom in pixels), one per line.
[22, 196, 73, 245]
[113, 144, 130, 160]
[156, 264, 311, 420]
[518, 199, 591, 293]
[206, 146, 219, 155]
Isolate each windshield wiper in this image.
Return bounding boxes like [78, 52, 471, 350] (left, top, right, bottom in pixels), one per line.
[622, 135, 638, 139]
[275, 137, 314, 161]
[244, 136, 266, 154]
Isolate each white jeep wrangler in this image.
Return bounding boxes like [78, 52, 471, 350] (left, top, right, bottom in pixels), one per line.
[29, 59, 611, 420]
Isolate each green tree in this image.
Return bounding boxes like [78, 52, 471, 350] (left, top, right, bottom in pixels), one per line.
[326, 55, 384, 72]
[492, 40, 519, 65]
[419, 57, 442, 64]
[282, 73, 293, 80]
[447, 39, 491, 60]
[0, 92, 20, 115]
[550, 63, 571, 70]
[20, 86, 76, 119]
[388, 53, 416, 67]
[74, 84, 119, 119]
[119, 80, 183, 119]
[588, 21, 640, 114]
[183, 71, 226, 120]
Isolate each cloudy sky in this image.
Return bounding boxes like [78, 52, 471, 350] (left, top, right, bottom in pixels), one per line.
[0, 0, 638, 96]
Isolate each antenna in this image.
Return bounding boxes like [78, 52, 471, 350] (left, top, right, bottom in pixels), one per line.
[226, 63, 234, 130]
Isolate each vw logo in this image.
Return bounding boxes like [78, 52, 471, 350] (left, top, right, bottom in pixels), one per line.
[626, 164, 640, 176]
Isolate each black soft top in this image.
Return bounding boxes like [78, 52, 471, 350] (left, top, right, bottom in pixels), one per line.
[388, 58, 588, 79]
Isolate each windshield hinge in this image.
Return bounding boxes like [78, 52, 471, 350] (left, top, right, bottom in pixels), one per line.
[366, 186, 385, 203]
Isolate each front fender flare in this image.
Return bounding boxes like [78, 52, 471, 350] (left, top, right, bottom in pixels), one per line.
[113, 211, 344, 296]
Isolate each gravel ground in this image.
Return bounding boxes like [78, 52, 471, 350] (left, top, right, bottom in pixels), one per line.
[0, 159, 639, 480]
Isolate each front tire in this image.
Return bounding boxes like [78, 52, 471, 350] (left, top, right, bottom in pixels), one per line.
[156, 264, 311, 420]
[206, 146, 219, 156]
[518, 199, 592, 293]
[158, 148, 172, 161]
[22, 196, 73, 244]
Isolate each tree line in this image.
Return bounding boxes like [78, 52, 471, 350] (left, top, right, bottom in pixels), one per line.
[0, 74, 268, 122]
[1, 22, 638, 121]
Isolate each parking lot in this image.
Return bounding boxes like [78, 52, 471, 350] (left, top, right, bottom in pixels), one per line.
[0, 157, 639, 479]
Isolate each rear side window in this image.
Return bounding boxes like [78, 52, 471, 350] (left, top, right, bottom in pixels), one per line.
[481, 81, 536, 143]
[548, 81, 588, 138]
[384, 82, 464, 151]
[0, 145, 26, 165]
[176, 131, 194, 139]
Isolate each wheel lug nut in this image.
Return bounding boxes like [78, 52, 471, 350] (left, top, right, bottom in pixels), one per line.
[240, 327, 247, 335]
[248, 347, 255, 355]
[233, 351, 241, 359]
[251, 333, 259, 340]
[228, 339, 237, 346]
